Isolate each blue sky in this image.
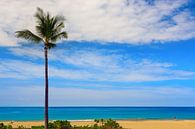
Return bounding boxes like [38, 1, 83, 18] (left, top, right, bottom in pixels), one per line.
[0, 0, 195, 106]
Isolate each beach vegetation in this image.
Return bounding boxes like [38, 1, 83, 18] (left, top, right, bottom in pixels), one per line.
[74, 119, 122, 129]
[31, 126, 44, 129]
[49, 120, 72, 129]
[0, 119, 123, 129]
[17, 125, 29, 129]
[0, 123, 12, 129]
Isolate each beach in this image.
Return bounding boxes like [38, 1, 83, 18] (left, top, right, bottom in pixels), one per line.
[1, 120, 195, 129]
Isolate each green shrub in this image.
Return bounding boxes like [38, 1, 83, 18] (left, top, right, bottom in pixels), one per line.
[49, 120, 72, 129]
[73, 125, 94, 129]
[103, 119, 122, 129]
[48, 122, 55, 129]
[73, 119, 122, 129]
[0, 123, 4, 129]
[92, 124, 100, 129]
[94, 119, 122, 129]
[0, 123, 12, 129]
[31, 126, 44, 129]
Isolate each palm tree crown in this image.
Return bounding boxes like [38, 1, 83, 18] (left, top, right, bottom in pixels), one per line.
[16, 7, 68, 48]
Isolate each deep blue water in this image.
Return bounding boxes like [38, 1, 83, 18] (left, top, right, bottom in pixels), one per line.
[0, 107, 195, 121]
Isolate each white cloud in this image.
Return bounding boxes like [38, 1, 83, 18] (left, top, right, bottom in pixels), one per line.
[0, 29, 17, 46]
[0, 86, 194, 106]
[0, 0, 195, 46]
[3, 47, 195, 82]
[0, 59, 92, 80]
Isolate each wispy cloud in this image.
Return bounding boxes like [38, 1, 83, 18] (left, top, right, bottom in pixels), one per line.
[0, 0, 195, 46]
[0, 59, 93, 80]
[2, 47, 195, 82]
[0, 85, 194, 106]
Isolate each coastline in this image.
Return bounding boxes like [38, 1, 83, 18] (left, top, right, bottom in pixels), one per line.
[1, 118, 195, 122]
[1, 119, 195, 129]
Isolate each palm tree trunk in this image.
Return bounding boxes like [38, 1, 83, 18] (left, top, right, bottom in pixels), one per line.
[44, 46, 49, 129]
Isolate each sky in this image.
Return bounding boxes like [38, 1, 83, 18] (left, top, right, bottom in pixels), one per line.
[0, 0, 195, 106]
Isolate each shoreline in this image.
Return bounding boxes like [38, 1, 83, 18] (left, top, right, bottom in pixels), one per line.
[1, 118, 195, 122]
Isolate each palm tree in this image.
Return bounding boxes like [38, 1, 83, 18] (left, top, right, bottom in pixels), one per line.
[15, 7, 68, 129]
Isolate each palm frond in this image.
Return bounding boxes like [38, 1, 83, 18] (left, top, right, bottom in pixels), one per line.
[16, 7, 68, 48]
[35, 7, 45, 25]
[50, 31, 68, 42]
[34, 7, 47, 38]
[52, 22, 65, 35]
[15, 29, 42, 43]
[46, 15, 65, 38]
[35, 25, 45, 38]
[47, 42, 56, 49]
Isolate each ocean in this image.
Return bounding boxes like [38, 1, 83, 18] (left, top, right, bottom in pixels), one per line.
[0, 107, 195, 121]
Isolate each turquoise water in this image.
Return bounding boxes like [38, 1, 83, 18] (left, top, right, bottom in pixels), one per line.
[0, 107, 195, 121]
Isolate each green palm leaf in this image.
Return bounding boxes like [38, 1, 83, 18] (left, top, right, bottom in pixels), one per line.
[50, 32, 68, 42]
[16, 7, 68, 47]
[15, 29, 42, 43]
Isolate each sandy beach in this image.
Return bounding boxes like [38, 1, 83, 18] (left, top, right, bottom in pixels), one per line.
[1, 120, 195, 129]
